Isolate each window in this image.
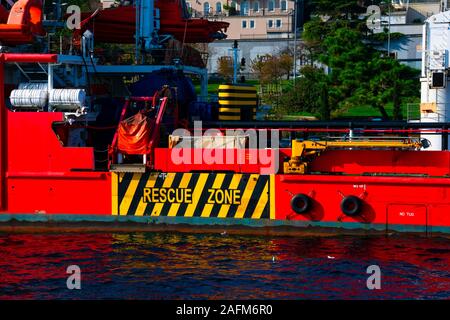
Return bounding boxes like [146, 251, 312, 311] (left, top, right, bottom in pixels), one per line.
[253, 1, 259, 12]
[268, 0, 275, 12]
[216, 2, 222, 13]
[250, 20, 255, 28]
[242, 20, 248, 28]
[268, 19, 273, 28]
[241, 1, 249, 16]
[281, 0, 287, 11]
[228, 0, 237, 15]
[276, 19, 282, 28]
[432, 72, 445, 88]
[203, 2, 210, 15]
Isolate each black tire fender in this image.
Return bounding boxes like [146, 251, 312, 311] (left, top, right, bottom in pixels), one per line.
[340, 196, 363, 216]
[291, 193, 312, 214]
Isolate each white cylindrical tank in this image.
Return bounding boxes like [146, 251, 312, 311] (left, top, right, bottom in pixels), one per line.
[18, 82, 49, 90]
[49, 89, 86, 111]
[9, 89, 48, 109]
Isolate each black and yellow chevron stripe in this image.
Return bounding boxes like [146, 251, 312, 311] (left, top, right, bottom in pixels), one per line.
[112, 172, 272, 219]
[218, 84, 257, 121]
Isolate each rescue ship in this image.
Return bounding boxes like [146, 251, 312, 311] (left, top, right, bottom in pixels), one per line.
[0, 0, 449, 236]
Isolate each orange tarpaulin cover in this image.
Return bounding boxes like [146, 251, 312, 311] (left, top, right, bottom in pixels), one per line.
[117, 112, 150, 155]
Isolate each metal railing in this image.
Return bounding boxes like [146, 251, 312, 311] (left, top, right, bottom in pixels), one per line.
[407, 102, 450, 122]
[239, 33, 293, 39]
[407, 0, 440, 3]
[192, 7, 294, 18]
[407, 103, 421, 121]
[239, 33, 268, 39]
[196, 94, 219, 103]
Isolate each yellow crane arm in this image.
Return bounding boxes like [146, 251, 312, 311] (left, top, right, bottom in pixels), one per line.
[285, 139, 423, 174]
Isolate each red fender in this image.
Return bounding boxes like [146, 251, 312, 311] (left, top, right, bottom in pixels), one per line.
[0, 0, 45, 46]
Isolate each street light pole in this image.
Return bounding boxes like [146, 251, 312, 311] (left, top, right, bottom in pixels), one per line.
[380, 1, 391, 57]
[293, 0, 298, 85]
[232, 40, 239, 84]
[387, 2, 391, 56]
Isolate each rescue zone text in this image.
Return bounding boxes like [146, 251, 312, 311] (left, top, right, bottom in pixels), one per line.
[143, 187, 242, 205]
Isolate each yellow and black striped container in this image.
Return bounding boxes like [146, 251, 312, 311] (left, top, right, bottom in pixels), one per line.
[218, 84, 257, 121]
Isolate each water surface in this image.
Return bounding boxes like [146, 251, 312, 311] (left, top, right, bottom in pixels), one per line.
[0, 232, 449, 299]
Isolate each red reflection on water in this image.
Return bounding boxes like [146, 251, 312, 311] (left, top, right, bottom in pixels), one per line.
[0, 233, 113, 299]
[0, 233, 448, 299]
[269, 236, 450, 299]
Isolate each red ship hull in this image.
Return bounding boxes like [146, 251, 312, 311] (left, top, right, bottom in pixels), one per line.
[0, 54, 449, 236]
[0, 55, 450, 233]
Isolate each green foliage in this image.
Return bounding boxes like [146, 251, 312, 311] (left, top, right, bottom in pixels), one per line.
[217, 56, 234, 80]
[65, 0, 91, 11]
[251, 53, 292, 84]
[312, 0, 385, 17]
[324, 27, 419, 119]
[320, 26, 374, 105]
[312, 0, 366, 17]
[287, 2, 421, 120]
[279, 54, 294, 80]
[302, 18, 332, 45]
[277, 66, 330, 118]
[365, 55, 419, 119]
[367, 32, 405, 43]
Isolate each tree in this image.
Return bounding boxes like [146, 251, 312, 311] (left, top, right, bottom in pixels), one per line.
[66, 0, 92, 10]
[318, 26, 374, 111]
[279, 53, 294, 80]
[365, 55, 419, 120]
[319, 83, 331, 120]
[310, 23, 419, 119]
[294, 1, 420, 120]
[250, 54, 284, 85]
[261, 55, 283, 84]
[312, 0, 383, 18]
[278, 66, 330, 118]
[250, 54, 267, 79]
[302, 18, 332, 49]
[217, 56, 234, 80]
[302, 18, 356, 63]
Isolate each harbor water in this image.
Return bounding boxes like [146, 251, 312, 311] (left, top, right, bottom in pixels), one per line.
[0, 232, 449, 299]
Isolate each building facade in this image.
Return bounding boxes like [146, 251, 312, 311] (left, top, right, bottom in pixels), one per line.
[187, 0, 297, 39]
[100, 1, 301, 39]
[374, 1, 444, 70]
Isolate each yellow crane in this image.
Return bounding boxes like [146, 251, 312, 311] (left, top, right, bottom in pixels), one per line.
[284, 138, 424, 174]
